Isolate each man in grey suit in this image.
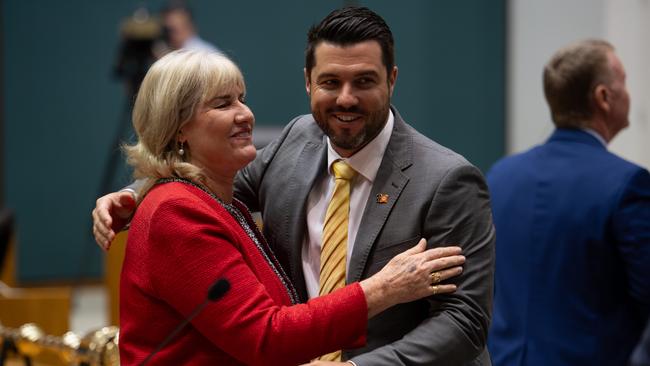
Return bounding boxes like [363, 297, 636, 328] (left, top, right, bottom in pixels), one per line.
[93, 7, 495, 365]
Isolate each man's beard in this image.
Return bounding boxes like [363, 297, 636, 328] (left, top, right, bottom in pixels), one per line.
[314, 102, 390, 152]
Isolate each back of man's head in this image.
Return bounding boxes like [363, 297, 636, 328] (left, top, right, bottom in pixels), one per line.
[543, 39, 614, 128]
[305, 6, 394, 78]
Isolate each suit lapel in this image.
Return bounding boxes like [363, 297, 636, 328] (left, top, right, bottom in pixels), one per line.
[348, 109, 413, 282]
[282, 138, 327, 301]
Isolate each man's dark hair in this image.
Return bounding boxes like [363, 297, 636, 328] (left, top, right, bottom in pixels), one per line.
[543, 39, 614, 128]
[305, 7, 394, 79]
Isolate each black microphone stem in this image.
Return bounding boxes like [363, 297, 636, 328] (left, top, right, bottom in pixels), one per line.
[138, 278, 230, 365]
[139, 299, 210, 366]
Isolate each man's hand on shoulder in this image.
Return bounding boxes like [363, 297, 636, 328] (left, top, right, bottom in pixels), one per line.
[92, 191, 136, 250]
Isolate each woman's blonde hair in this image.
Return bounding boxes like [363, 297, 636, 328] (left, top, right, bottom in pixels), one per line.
[124, 49, 245, 199]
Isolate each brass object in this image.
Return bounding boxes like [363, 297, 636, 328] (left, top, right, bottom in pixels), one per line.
[60, 331, 81, 363]
[78, 326, 120, 366]
[16, 323, 44, 357]
[0, 322, 119, 365]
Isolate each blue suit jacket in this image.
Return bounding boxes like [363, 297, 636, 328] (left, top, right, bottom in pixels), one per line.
[487, 128, 650, 366]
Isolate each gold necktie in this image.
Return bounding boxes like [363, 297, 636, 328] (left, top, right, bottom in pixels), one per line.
[319, 160, 356, 361]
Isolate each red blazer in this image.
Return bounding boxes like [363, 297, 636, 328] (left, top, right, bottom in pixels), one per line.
[119, 181, 367, 365]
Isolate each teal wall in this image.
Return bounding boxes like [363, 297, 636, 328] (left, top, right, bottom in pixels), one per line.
[2, 0, 504, 282]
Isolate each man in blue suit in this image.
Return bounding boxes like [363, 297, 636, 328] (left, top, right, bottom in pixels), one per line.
[487, 39, 650, 365]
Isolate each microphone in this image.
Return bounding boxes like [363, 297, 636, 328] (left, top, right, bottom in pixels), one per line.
[140, 278, 230, 366]
[207, 279, 230, 301]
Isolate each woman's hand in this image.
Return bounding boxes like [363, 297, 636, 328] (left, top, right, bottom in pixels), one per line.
[360, 238, 465, 318]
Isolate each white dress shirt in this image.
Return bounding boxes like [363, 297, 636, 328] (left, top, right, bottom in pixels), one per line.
[301, 111, 395, 299]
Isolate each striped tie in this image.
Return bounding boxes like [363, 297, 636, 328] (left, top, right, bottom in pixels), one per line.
[318, 160, 356, 361]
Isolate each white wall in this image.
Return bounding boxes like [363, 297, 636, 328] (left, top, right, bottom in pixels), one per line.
[508, 0, 649, 169]
[605, 0, 650, 168]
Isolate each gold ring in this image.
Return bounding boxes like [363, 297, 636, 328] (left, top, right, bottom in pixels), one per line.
[430, 271, 442, 284]
[431, 285, 439, 295]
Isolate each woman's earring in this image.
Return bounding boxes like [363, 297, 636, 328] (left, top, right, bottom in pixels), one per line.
[178, 141, 185, 156]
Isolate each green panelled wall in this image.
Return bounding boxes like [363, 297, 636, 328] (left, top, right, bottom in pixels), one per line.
[2, 0, 504, 282]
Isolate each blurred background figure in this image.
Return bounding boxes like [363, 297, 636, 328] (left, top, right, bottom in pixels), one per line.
[113, 1, 220, 101]
[159, 1, 220, 53]
[487, 39, 650, 366]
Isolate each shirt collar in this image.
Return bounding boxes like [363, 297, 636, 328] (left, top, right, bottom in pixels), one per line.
[580, 127, 608, 147]
[327, 110, 394, 183]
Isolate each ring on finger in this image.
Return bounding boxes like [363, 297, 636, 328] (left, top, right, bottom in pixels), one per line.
[430, 285, 439, 295]
[430, 271, 442, 284]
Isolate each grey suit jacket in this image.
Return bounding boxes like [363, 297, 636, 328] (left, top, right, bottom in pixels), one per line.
[235, 107, 495, 365]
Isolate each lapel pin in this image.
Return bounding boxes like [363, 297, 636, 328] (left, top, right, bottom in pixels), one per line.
[376, 193, 389, 204]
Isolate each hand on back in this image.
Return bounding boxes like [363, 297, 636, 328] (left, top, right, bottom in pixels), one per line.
[92, 191, 136, 250]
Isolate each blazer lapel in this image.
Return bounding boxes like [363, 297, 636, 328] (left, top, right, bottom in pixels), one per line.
[348, 109, 413, 282]
[282, 139, 327, 301]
